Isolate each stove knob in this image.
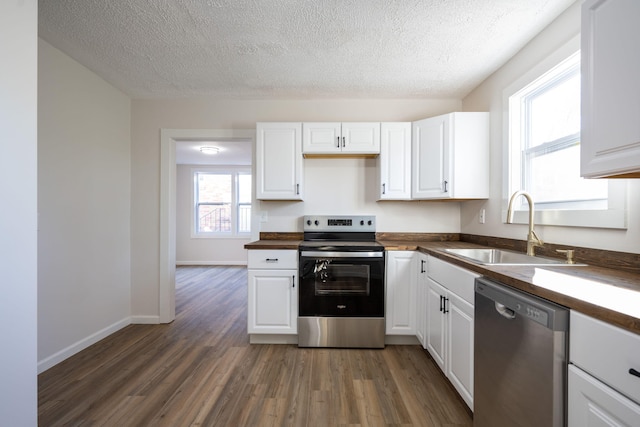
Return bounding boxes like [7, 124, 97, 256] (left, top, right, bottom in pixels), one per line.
[368, 220, 372, 226]
[314, 220, 319, 226]
[360, 220, 365, 226]
[306, 220, 311, 226]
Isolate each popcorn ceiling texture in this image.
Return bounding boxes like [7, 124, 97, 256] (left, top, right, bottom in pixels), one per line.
[38, 0, 574, 99]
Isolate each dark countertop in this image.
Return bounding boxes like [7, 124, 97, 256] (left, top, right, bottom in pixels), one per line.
[244, 240, 302, 250]
[245, 239, 640, 335]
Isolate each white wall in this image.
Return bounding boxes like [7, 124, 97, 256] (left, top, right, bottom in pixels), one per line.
[38, 40, 132, 371]
[0, 1, 38, 424]
[132, 98, 462, 317]
[176, 164, 250, 264]
[461, 0, 640, 254]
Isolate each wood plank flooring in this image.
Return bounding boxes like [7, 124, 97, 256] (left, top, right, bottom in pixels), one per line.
[38, 266, 472, 426]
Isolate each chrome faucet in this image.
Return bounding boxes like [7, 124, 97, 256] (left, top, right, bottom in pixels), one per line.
[506, 190, 543, 256]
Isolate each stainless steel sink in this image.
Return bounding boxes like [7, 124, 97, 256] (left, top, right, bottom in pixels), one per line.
[445, 248, 585, 266]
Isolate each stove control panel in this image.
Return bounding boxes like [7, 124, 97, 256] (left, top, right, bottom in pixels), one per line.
[303, 215, 376, 232]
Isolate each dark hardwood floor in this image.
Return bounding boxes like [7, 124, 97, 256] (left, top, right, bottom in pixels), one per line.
[38, 266, 473, 426]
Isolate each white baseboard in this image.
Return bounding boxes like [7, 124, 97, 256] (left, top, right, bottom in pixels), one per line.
[385, 335, 420, 345]
[176, 261, 247, 266]
[130, 315, 161, 324]
[38, 317, 131, 374]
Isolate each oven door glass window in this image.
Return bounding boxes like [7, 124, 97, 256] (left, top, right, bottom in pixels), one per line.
[299, 255, 385, 317]
[314, 263, 370, 296]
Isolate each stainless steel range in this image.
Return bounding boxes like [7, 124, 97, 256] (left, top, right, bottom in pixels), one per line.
[298, 215, 385, 348]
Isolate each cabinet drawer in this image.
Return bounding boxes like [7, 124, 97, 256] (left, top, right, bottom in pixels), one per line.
[248, 250, 298, 269]
[427, 256, 479, 305]
[570, 311, 640, 404]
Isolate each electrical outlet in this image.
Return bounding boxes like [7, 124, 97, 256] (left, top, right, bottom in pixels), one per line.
[260, 211, 268, 223]
[479, 209, 486, 224]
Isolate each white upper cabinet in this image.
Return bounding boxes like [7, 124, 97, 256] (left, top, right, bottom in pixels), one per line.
[255, 122, 303, 200]
[581, 0, 640, 178]
[412, 112, 489, 199]
[303, 122, 380, 155]
[378, 122, 412, 200]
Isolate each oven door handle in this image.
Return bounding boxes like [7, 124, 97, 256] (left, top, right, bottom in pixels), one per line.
[300, 251, 384, 258]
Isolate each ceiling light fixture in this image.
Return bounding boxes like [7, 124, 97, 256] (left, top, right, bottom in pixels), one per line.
[200, 146, 219, 155]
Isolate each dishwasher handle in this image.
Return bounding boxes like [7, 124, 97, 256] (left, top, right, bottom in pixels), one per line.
[495, 302, 515, 319]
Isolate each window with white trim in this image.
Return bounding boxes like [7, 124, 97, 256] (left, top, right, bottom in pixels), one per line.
[193, 168, 251, 236]
[506, 50, 627, 229]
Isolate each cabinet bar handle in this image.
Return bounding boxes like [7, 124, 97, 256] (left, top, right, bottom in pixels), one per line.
[296, 183, 300, 195]
[265, 258, 278, 262]
[439, 295, 444, 312]
[382, 183, 386, 194]
[292, 275, 295, 288]
[443, 180, 448, 193]
[342, 136, 345, 147]
[630, 368, 640, 378]
[421, 260, 426, 273]
[443, 297, 449, 314]
[336, 136, 340, 148]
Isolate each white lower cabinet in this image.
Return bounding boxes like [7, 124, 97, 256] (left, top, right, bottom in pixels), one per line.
[568, 311, 640, 426]
[385, 251, 417, 335]
[446, 290, 474, 409]
[569, 365, 640, 427]
[426, 277, 447, 369]
[247, 250, 298, 334]
[426, 255, 478, 410]
[415, 252, 428, 348]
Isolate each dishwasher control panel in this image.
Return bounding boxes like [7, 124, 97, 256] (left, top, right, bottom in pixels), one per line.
[476, 277, 568, 331]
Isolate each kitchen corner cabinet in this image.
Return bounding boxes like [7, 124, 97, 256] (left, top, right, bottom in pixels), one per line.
[568, 311, 640, 426]
[581, 0, 640, 178]
[426, 256, 479, 410]
[247, 250, 298, 334]
[303, 122, 381, 155]
[412, 112, 489, 200]
[415, 252, 429, 348]
[378, 122, 412, 200]
[255, 122, 303, 200]
[385, 251, 417, 335]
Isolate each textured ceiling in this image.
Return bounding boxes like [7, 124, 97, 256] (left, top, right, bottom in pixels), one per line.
[38, 0, 574, 100]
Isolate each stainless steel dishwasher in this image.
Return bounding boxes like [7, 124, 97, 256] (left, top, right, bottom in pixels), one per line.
[474, 277, 569, 427]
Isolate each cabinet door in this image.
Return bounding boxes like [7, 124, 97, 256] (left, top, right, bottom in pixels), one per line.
[412, 115, 450, 199]
[341, 122, 381, 154]
[581, 0, 640, 178]
[247, 269, 297, 334]
[256, 123, 303, 200]
[426, 277, 447, 372]
[569, 365, 640, 427]
[302, 122, 341, 153]
[447, 291, 474, 410]
[415, 253, 428, 348]
[385, 251, 417, 335]
[378, 122, 412, 200]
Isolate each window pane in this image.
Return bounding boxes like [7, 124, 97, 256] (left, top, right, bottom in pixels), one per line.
[194, 170, 251, 235]
[238, 205, 251, 233]
[238, 174, 252, 204]
[197, 173, 231, 203]
[198, 204, 231, 232]
[527, 145, 607, 205]
[528, 72, 580, 148]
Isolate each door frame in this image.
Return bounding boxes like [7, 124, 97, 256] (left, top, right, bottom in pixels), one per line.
[159, 128, 255, 323]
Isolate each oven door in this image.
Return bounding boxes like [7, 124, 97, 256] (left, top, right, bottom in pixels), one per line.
[299, 250, 385, 317]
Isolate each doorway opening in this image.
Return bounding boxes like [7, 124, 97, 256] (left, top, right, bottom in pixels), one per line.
[160, 129, 255, 323]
